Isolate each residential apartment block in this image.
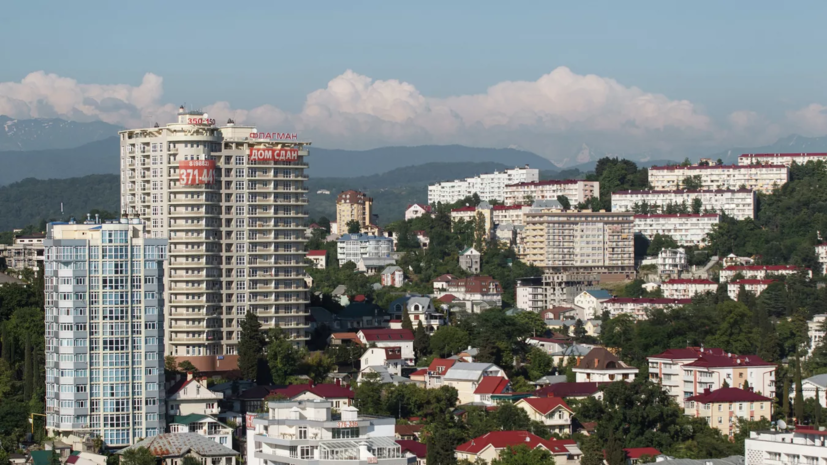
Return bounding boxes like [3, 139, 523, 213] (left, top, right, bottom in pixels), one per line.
[601, 297, 692, 320]
[44, 220, 167, 447]
[745, 426, 827, 465]
[739, 152, 827, 166]
[648, 164, 789, 193]
[336, 190, 373, 230]
[634, 214, 720, 247]
[611, 189, 756, 220]
[428, 166, 540, 205]
[520, 210, 635, 281]
[336, 234, 394, 266]
[661, 279, 717, 299]
[0, 232, 45, 275]
[246, 400, 413, 465]
[119, 110, 311, 368]
[657, 248, 688, 277]
[503, 179, 599, 206]
[647, 347, 776, 407]
[684, 387, 772, 438]
[719, 264, 810, 282]
[727, 279, 775, 301]
[515, 274, 602, 310]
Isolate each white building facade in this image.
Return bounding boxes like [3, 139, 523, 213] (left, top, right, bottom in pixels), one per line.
[661, 279, 717, 299]
[745, 428, 827, 465]
[602, 297, 692, 320]
[428, 166, 540, 205]
[120, 111, 311, 365]
[337, 234, 394, 266]
[612, 189, 756, 220]
[739, 152, 827, 166]
[648, 164, 789, 193]
[503, 180, 599, 206]
[44, 220, 167, 447]
[657, 248, 688, 277]
[634, 214, 720, 247]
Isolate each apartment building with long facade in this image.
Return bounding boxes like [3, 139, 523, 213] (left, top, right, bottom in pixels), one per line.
[634, 214, 720, 247]
[428, 166, 539, 205]
[601, 297, 692, 320]
[336, 190, 373, 230]
[0, 231, 45, 275]
[739, 152, 827, 166]
[611, 189, 756, 220]
[44, 220, 167, 448]
[661, 279, 717, 299]
[503, 179, 599, 206]
[648, 164, 789, 193]
[519, 210, 635, 282]
[119, 109, 310, 370]
[719, 264, 810, 282]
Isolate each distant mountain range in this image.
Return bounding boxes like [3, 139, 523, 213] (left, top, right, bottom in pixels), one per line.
[0, 137, 120, 186]
[0, 116, 122, 151]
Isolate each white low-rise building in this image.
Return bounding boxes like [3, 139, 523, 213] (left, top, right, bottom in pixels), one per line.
[802, 374, 827, 406]
[727, 279, 776, 301]
[662, 279, 717, 299]
[167, 373, 224, 417]
[307, 250, 328, 269]
[809, 315, 827, 355]
[635, 214, 720, 247]
[357, 329, 415, 366]
[441, 362, 507, 405]
[503, 179, 599, 206]
[602, 297, 692, 320]
[648, 164, 789, 193]
[658, 248, 688, 277]
[440, 276, 503, 306]
[428, 166, 540, 205]
[360, 347, 404, 376]
[337, 234, 394, 266]
[574, 290, 613, 320]
[739, 152, 827, 166]
[246, 400, 413, 465]
[514, 397, 574, 435]
[380, 266, 404, 288]
[745, 427, 827, 465]
[573, 347, 638, 383]
[389, 295, 445, 334]
[719, 265, 811, 282]
[612, 189, 756, 220]
[404, 204, 431, 220]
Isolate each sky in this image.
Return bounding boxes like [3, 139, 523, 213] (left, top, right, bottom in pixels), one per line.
[2, 1, 827, 165]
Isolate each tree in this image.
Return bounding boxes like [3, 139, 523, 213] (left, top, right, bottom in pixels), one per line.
[605, 429, 626, 465]
[429, 326, 471, 358]
[491, 445, 556, 465]
[525, 347, 553, 381]
[691, 198, 703, 214]
[647, 233, 679, 256]
[164, 355, 178, 372]
[783, 377, 791, 419]
[401, 305, 414, 331]
[23, 336, 32, 400]
[177, 360, 198, 373]
[346, 220, 361, 234]
[239, 311, 266, 381]
[426, 415, 466, 465]
[120, 447, 157, 465]
[317, 216, 331, 233]
[414, 321, 430, 360]
[473, 211, 487, 251]
[795, 354, 805, 421]
[267, 327, 301, 385]
[556, 195, 571, 210]
[572, 319, 587, 342]
[354, 372, 385, 415]
[302, 352, 334, 384]
[580, 435, 605, 465]
[682, 175, 703, 190]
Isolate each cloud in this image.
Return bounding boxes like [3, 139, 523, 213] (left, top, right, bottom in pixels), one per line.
[3, 68, 827, 164]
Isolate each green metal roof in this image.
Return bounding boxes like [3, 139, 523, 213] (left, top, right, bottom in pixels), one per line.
[171, 414, 231, 429]
[30, 451, 56, 465]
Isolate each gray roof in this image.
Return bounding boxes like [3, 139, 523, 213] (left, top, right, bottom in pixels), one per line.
[381, 265, 403, 275]
[118, 433, 238, 457]
[360, 257, 397, 267]
[390, 295, 433, 312]
[332, 285, 347, 296]
[372, 283, 383, 290]
[551, 344, 593, 357]
[654, 456, 744, 465]
[805, 374, 827, 388]
[534, 375, 567, 385]
[443, 362, 496, 380]
[531, 199, 562, 209]
[362, 366, 414, 385]
[545, 319, 577, 327]
[0, 273, 23, 285]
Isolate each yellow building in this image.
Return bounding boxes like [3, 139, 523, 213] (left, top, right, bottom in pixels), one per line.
[336, 190, 373, 231]
[684, 387, 772, 438]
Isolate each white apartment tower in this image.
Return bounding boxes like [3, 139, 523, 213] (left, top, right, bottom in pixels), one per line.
[119, 108, 310, 370]
[427, 166, 540, 205]
[44, 220, 167, 447]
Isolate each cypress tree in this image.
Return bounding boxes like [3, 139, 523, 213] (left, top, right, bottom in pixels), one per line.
[413, 321, 429, 360]
[816, 387, 823, 427]
[795, 354, 805, 422]
[605, 430, 626, 465]
[2, 327, 13, 365]
[23, 336, 33, 400]
[783, 377, 791, 420]
[401, 306, 413, 331]
[238, 311, 265, 382]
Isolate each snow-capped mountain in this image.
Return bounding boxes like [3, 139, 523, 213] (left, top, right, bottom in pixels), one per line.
[0, 116, 122, 151]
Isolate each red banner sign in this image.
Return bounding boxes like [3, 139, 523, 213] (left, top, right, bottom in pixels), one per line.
[249, 148, 299, 163]
[178, 160, 216, 185]
[246, 413, 256, 430]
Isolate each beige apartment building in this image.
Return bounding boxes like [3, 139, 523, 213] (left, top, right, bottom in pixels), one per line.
[648, 164, 789, 193]
[520, 210, 635, 281]
[336, 190, 373, 231]
[503, 179, 599, 206]
[119, 108, 310, 370]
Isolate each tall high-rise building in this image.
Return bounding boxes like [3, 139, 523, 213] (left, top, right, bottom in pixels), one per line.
[44, 219, 167, 447]
[119, 108, 310, 371]
[336, 190, 373, 230]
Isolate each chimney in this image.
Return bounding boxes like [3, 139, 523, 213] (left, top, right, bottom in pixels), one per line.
[187, 371, 194, 381]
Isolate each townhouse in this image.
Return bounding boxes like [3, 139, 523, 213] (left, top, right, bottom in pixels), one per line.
[648, 164, 788, 193]
[684, 387, 772, 438]
[611, 189, 756, 220]
[601, 297, 692, 320]
[634, 214, 719, 247]
[661, 279, 717, 299]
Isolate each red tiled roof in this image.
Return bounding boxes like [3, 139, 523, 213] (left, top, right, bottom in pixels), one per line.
[604, 298, 692, 305]
[434, 274, 457, 282]
[66, 456, 79, 464]
[383, 347, 402, 360]
[505, 179, 579, 187]
[306, 250, 327, 257]
[474, 376, 510, 395]
[649, 164, 785, 171]
[359, 329, 415, 342]
[634, 213, 720, 218]
[396, 440, 427, 458]
[623, 448, 662, 459]
[451, 206, 477, 212]
[270, 383, 354, 400]
[396, 424, 425, 436]
[648, 347, 708, 360]
[428, 358, 457, 374]
[166, 378, 195, 396]
[407, 204, 432, 212]
[410, 368, 428, 377]
[612, 189, 754, 195]
[686, 387, 771, 404]
[663, 279, 716, 285]
[492, 204, 525, 211]
[535, 382, 608, 398]
[518, 397, 572, 415]
[438, 294, 457, 303]
[456, 431, 575, 455]
[723, 265, 802, 271]
[353, 295, 366, 302]
[447, 276, 502, 294]
[729, 279, 776, 285]
[685, 353, 774, 368]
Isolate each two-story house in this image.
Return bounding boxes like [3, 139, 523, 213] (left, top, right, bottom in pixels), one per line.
[167, 373, 224, 417]
[357, 329, 415, 366]
[169, 414, 234, 447]
[473, 377, 511, 406]
[514, 397, 574, 435]
[684, 387, 772, 438]
[246, 400, 414, 465]
[425, 358, 458, 389]
[389, 295, 445, 334]
[572, 348, 638, 383]
[574, 290, 613, 320]
[360, 347, 404, 376]
[441, 362, 507, 405]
